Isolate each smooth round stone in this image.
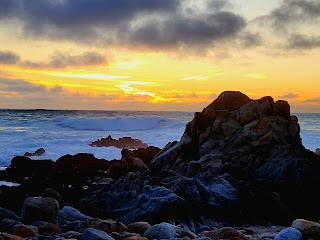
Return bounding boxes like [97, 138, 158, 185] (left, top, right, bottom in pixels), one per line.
[143, 223, 176, 240]
[274, 227, 302, 240]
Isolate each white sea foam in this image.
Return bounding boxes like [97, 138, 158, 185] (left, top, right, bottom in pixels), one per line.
[54, 116, 163, 131]
[0, 110, 318, 167]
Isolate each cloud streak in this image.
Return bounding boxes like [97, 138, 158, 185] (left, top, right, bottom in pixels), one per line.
[23, 51, 107, 68]
[0, 50, 108, 68]
[0, 78, 47, 93]
[304, 97, 320, 103]
[125, 11, 246, 49]
[279, 93, 299, 99]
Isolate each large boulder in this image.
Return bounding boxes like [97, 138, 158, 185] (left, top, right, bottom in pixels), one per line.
[143, 223, 177, 240]
[148, 91, 320, 224]
[20, 197, 59, 224]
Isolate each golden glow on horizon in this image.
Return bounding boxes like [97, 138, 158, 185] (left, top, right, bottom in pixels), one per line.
[1, 47, 320, 112]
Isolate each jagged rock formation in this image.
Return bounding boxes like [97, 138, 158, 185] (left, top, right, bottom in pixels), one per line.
[80, 91, 320, 226]
[90, 135, 148, 149]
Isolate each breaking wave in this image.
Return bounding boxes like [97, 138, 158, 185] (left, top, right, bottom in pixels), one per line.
[54, 115, 164, 131]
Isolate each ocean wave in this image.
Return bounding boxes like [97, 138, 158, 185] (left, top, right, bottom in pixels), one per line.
[54, 115, 164, 131]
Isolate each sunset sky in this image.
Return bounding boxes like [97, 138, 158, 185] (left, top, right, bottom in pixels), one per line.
[0, 0, 320, 112]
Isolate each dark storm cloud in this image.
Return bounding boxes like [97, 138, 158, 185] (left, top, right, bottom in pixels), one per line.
[2, 0, 179, 23]
[0, 78, 46, 93]
[2, 0, 179, 37]
[206, 0, 233, 11]
[0, 51, 21, 64]
[23, 51, 107, 68]
[287, 34, 320, 49]
[257, 0, 320, 31]
[0, 0, 247, 50]
[279, 93, 299, 99]
[127, 11, 246, 49]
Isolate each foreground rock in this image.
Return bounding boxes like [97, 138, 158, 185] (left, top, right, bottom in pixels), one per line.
[3, 203, 311, 240]
[20, 197, 59, 224]
[90, 135, 148, 149]
[81, 91, 320, 226]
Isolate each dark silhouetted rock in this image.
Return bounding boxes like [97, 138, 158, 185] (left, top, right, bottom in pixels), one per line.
[121, 146, 161, 165]
[90, 135, 148, 149]
[24, 148, 45, 157]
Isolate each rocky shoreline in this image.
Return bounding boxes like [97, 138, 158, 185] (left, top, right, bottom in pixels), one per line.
[1, 91, 320, 240]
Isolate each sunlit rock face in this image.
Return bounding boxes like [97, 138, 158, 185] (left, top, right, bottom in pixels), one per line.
[150, 91, 303, 179]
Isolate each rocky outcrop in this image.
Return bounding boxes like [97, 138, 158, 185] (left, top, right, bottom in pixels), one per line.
[90, 135, 148, 149]
[23, 148, 45, 157]
[80, 91, 320, 226]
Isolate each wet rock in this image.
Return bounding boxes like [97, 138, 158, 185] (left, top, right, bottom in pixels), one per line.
[12, 225, 37, 238]
[127, 222, 151, 236]
[291, 219, 320, 239]
[0, 219, 19, 233]
[56, 206, 92, 225]
[274, 227, 302, 240]
[38, 223, 62, 235]
[200, 227, 247, 240]
[82, 228, 115, 240]
[111, 231, 140, 240]
[0, 233, 24, 240]
[143, 223, 177, 240]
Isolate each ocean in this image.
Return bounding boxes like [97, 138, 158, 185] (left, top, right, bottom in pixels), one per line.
[0, 110, 319, 167]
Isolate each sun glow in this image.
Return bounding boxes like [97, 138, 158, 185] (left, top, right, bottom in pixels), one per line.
[117, 81, 156, 97]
